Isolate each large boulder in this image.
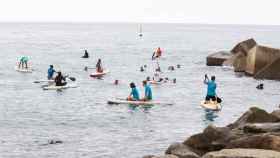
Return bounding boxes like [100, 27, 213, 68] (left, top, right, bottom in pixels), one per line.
[228, 107, 280, 129]
[206, 51, 232, 66]
[184, 125, 232, 155]
[271, 110, 280, 120]
[165, 143, 200, 158]
[254, 57, 280, 80]
[202, 148, 280, 158]
[226, 134, 280, 151]
[231, 38, 257, 54]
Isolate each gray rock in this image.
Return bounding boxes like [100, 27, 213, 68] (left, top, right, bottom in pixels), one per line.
[228, 107, 280, 129]
[244, 123, 280, 133]
[206, 51, 232, 66]
[202, 148, 280, 158]
[165, 143, 200, 158]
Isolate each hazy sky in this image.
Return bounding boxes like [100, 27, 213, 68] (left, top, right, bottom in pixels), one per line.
[0, 0, 279, 25]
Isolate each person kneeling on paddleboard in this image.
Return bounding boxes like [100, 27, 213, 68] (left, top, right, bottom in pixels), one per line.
[96, 59, 103, 73]
[47, 65, 56, 80]
[55, 71, 67, 86]
[18, 56, 29, 69]
[127, 82, 140, 101]
[204, 74, 217, 103]
[141, 80, 152, 101]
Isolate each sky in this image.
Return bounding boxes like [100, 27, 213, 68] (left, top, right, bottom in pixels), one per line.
[0, 0, 279, 25]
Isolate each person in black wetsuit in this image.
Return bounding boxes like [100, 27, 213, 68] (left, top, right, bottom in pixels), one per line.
[82, 50, 89, 58]
[54, 72, 67, 86]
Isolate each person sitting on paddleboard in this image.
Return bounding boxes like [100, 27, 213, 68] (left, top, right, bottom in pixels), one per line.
[82, 50, 89, 58]
[18, 56, 29, 69]
[55, 71, 67, 86]
[204, 74, 217, 103]
[141, 80, 152, 101]
[47, 65, 56, 80]
[96, 59, 103, 73]
[127, 82, 140, 101]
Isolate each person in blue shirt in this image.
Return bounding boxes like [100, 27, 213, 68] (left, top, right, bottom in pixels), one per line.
[127, 82, 140, 101]
[141, 80, 152, 101]
[18, 56, 29, 69]
[204, 74, 217, 103]
[47, 65, 56, 80]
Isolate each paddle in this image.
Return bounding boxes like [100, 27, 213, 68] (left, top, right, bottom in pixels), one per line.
[65, 76, 76, 81]
[84, 66, 96, 71]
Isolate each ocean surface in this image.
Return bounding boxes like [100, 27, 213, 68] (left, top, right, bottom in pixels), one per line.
[1, 23, 280, 158]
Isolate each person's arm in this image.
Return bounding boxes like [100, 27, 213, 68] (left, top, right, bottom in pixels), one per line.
[204, 74, 209, 84]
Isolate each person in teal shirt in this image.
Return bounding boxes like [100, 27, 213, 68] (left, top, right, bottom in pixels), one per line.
[18, 56, 29, 69]
[141, 80, 152, 101]
[204, 74, 217, 102]
[127, 82, 140, 101]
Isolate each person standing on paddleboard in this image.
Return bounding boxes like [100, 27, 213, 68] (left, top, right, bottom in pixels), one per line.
[54, 71, 67, 86]
[204, 74, 217, 103]
[141, 80, 152, 101]
[127, 82, 140, 101]
[47, 65, 56, 80]
[96, 59, 103, 73]
[152, 47, 162, 60]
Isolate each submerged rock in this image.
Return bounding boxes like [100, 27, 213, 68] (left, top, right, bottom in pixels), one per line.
[48, 139, 63, 145]
[202, 148, 280, 158]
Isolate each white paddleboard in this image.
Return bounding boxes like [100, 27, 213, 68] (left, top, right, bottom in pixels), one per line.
[107, 98, 173, 106]
[43, 84, 78, 90]
[148, 80, 163, 85]
[201, 101, 221, 111]
[15, 66, 33, 73]
[90, 69, 110, 77]
[34, 79, 55, 83]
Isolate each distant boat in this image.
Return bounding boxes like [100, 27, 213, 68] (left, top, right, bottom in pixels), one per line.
[138, 24, 143, 37]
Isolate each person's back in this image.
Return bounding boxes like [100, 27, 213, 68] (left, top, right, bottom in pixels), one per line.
[207, 80, 216, 96]
[55, 72, 66, 86]
[131, 87, 140, 100]
[204, 75, 217, 101]
[145, 84, 152, 100]
[96, 59, 103, 73]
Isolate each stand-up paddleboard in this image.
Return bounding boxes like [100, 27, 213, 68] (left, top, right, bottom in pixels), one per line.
[148, 80, 163, 85]
[90, 69, 110, 78]
[15, 66, 33, 73]
[34, 80, 55, 84]
[201, 101, 221, 111]
[43, 83, 78, 90]
[107, 98, 173, 106]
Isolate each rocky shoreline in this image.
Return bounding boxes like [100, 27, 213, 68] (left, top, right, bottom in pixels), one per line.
[143, 107, 280, 158]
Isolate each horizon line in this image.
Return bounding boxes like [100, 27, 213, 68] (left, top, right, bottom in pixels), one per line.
[0, 21, 279, 27]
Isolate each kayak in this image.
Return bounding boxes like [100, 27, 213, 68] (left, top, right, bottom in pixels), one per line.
[90, 69, 110, 78]
[107, 98, 173, 106]
[43, 84, 78, 90]
[200, 101, 221, 111]
[15, 66, 32, 73]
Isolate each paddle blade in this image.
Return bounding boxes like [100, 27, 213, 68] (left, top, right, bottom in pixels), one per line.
[69, 77, 76, 81]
